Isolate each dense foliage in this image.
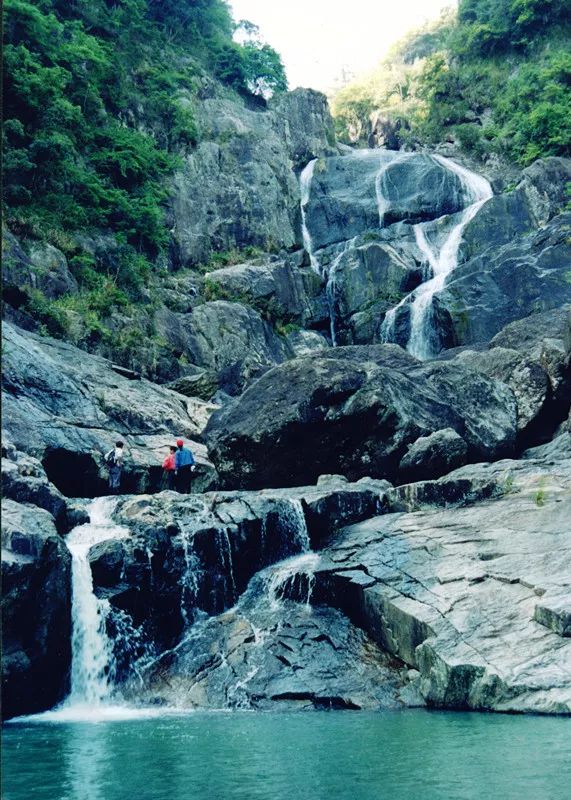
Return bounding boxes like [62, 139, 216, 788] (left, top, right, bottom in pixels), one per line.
[3, 0, 287, 367]
[331, 1, 570, 165]
[3, 0, 287, 256]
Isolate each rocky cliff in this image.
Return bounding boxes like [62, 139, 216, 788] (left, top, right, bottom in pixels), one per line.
[2, 85, 571, 719]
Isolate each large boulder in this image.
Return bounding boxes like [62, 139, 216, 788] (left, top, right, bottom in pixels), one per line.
[2, 322, 216, 497]
[440, 213, 571, 346]
[438, 306, 571, 446]
[205, 348, 517, 489]
[203, 254, 324, 329]
[184, 301, 291, 395]
[2, 499, 72, 719]
[399, 429, 469, 483]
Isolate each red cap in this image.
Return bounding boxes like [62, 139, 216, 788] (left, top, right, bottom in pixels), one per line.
[176, 439, 184, 447]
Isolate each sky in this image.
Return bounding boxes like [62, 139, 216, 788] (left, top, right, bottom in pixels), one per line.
[229, 0, 457, 92]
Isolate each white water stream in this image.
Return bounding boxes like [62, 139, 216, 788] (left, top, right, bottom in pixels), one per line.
[380, 154, 493, 358]
[65, 497, 129, 709]
[300, 158, 320, 275]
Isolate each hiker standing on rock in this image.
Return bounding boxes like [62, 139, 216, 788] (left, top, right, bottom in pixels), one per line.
[105, 440, 124, 494]
[162, 445, 177, 490]
[175, 438, 195, 494]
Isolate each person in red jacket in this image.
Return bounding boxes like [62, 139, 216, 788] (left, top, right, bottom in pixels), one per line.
[162, 445, 177, 490]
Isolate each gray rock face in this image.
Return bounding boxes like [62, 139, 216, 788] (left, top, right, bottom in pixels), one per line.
[271, 88, 337, 168]
[399, 429, 469, 483]
[441, 214, 571, 346]
[314, 448, 571, 713]
[516, 157, 571, 227]
[305, 151, 470, 251]
[2, 499, 72, 719]
[285, 329, 330, 357]
[1, 445, 69, 533]
[92, 481, 390, 658]
[138, 588, 410, 711]
[452, 348, 551, 438]
[205, 349, 517, 489]
[324, 237, 423, 345]
[204, 255, 324, 328]
[184, 301, 291, 395]
[170, 89, 335, 267]
[2, 322, 216, 496]
[440, 306, 571, 445]
[2, 229, 78, 303]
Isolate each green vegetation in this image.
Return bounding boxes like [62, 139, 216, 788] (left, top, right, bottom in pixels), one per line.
[3, 0, 287, 373]
[331, 1, 570, 165]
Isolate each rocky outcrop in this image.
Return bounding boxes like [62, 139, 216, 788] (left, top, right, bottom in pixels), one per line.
[2, 228, 78, 304]
[2, 440, 70, 533]
[516, 157, 571, 227]
[398, 428, 469, 483]
[440, 306, 571, 445]
[205, 347, 517, 489]
[440, 213, 571, 347]
[138, 589, 412, 711]
[92, 479, 391, 658]
[183, 301, 291, 395]
[305, 152, 471, 251]
[2, 321, 217, 496]
[2, 499, 72, 718]
[313, 444, 571, 713]
[170, 89, 335, 267]
[203, 252, 324, 329]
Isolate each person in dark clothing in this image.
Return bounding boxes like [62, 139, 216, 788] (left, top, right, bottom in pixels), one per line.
[174, 438, 195, 493]
[105, 441, 124, 494]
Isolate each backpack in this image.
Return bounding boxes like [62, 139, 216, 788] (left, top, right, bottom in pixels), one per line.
[105, 449, 116, 467]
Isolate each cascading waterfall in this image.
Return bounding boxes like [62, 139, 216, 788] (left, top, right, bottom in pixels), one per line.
[381, 155, 493, 359]
[64, 497, 129, 709]
[151, 498, 320, 709]
[299, 158, 320, 275]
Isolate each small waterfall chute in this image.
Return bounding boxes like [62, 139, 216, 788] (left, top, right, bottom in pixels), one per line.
[381, 155, 493, 359]
[299, 159, 320, 275]
[65, 497, 129, 709]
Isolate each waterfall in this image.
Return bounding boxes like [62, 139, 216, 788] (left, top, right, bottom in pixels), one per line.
[179, 531, 201, 627]
[300, 159, 320, 275]
[264, 552, 320, 610]
[64, 497, 129, 709]
[381, 156, 492, 359]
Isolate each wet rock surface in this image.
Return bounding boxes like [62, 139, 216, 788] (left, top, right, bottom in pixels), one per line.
[1, 499, 72, 718]
[313, 445, 571, 713]
[205, 348, 517, 489]
[138, 588, 412, 712]
[305, 152, 469, 251]
[92, 479, 391, 656]
[2, 321, 216, 496]
[440, 213, 571, 347]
